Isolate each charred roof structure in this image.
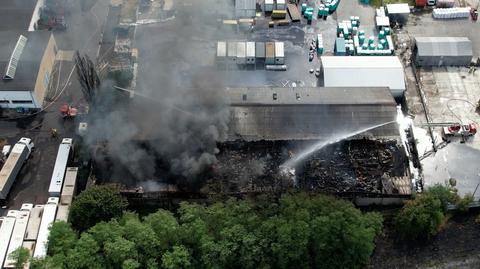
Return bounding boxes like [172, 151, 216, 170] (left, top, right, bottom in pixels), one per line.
[227, 87, 399, 141]
[413, 37, 473, 67]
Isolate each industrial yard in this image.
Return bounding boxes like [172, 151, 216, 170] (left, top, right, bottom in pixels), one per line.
[0, 0, 479, 268]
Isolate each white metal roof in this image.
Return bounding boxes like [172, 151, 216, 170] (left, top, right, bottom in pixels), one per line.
[321, 56, 405, 90]
[415, 37, 473, 57]
[386, 3, 410, 14]
[236, 42, 246, 58]
[4, 35, 27, 80]
[275, 42, 284, 57]
[246, 42, 255, 57]
[217, 42, 226, 57]
[376, 16, 390, 27]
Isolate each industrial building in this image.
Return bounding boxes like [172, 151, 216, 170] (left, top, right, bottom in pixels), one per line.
[0, 31, 57, 109]
[226, 87, 399, 141]
[413, 37, 473, 67]
[386, 3, 410, 25]
[321, 56, 406, 98]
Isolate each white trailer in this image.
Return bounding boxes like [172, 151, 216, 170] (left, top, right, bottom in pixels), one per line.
[0, 211, 18, 268]
[4, 205, 33, 268]
[236, 42, 246, 65]
[24, 205, 44, 241]
[33, 197, 58, 258]
[48, 138, 73, 197]
[274, 42, 285, 65]
[21, 241, 35, 269]
[60, 167, 78, 206]
[0, 138, 34, 200]
[55, 205, 70, 222]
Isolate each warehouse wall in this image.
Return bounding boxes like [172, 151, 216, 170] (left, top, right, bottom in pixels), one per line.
[33, 34, 57, 109]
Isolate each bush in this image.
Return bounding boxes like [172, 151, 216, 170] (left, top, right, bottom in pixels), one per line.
[455, 194, 474, 213]
[69, 185, 128, 231]
[395, 193, 445, 240]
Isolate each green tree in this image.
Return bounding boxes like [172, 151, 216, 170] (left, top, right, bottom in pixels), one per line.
[47, 222, 77, 256]
[8, 247, 30, 269]
[161, 245, 192, 269]
[69, 185, 127, 231]
[395, 193, 445, 240]
[104, 237, 137, 267]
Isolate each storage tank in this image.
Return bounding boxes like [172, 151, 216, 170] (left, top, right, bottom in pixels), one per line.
[266, 42, 275, 65]
[274, 42, 285, 65]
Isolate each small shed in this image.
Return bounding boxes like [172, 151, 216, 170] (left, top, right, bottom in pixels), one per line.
[414, 37, 473, 66]
[246, 42, 255, 64]
[386, 3, 410, 25]
[274, 42, 284, 65]
[235, 0, 256, 18]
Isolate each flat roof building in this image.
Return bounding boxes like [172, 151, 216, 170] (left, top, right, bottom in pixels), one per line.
[0, 31, 57, 109]
[321, 56, 405, 98]
[227, 87, 399, 141]
[414, 37, 473, 67]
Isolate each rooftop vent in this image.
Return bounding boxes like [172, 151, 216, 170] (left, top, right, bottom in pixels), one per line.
[4, 35, 28, 80]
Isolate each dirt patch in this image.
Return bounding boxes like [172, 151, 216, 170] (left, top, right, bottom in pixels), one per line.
[369, 212, 480, 268]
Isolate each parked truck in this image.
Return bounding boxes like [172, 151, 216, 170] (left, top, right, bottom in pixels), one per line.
[4, 204, 33, 268]
[0, 138, 34, 200]
[33, 197, 59, 258]
[48, 138, 73, 197]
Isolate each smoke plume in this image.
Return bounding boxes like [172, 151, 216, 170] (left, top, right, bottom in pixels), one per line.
[86, 0, 238, 184]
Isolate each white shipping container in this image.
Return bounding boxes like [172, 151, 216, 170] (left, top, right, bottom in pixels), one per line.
[236, 42, 246, 64]
[276, 0, 286, 10]
[60, 167, 78, 206]
[4, 209, 31, 268]
[24, 205, 44, 241]
[0, 211, 18, 268]
[217, 41, 227, 58]
[274, 42, 285, 65]
[21, 241, 35, 269]
[265, 0, 274, 12]
[33, 198, 59, 258]
[0, 138, 34, 200]
[227, 42, 237, 63]
[48, 138, 73, 197]
[246, 42, 255, 64]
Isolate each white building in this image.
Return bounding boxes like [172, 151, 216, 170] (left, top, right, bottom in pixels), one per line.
[321, 56, 406, 98]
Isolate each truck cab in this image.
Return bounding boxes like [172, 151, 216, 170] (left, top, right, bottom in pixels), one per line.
[18, 137, 34, 158]
[427, 0, 436, 6]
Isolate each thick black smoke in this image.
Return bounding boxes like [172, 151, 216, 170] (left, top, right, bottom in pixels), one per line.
[86, 0, 237, 183]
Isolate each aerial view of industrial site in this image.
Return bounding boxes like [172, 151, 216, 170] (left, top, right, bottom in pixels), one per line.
[0, 0, 480, 268]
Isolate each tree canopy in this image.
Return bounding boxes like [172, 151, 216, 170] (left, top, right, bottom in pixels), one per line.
[69, 185, 128, 231]
[35, 193, 382, 269]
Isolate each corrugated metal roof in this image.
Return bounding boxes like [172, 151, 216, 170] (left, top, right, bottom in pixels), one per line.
[227, 87, 398, 141]
[415, 37, 473, 57]
[235, 0, 256, 10]
[227, 87, 396, 106]
[321, 56, 406, 90]
[386, 3, 410, 14]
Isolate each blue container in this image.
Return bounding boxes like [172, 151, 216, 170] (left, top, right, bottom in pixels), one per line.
[335, 37, 346, 56]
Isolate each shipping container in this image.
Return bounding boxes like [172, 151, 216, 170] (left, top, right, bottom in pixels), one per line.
[287, 4, 301, 22]
[48, 138, 73, 197]
[227, 42, 237, 63]
[33, 198, 59, 258]
[217, 41, 227, 58]
[24, 205, 44, 241]
[265, 42, 275, 65]
[0, 211, 18, 268]
[236, 42, 246, 64]
[60, 167, 78, 206]
[55, 205, 70, 222]
[4, 207, 32, 268]
[436, 0, 454, 8]
[265, 0, 274, 12]
[276, 0, 286, 10]
[0, 138, 34, 200]
[255, 42, 265, 59]
[415, 0, 427, 7]
[274, 42, 285, 64]
[246, 42, 255, 64]
[335, 37, 346, 56]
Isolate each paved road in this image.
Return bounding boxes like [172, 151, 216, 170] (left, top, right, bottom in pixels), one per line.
[0, 0, 109, 214]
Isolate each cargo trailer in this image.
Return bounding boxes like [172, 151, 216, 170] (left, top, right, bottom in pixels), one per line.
[24, 205, 44, 241]
[60, 167, 78, 206]
[274, 42, 285, 65]
[276, 0, 286, 10]
[4, 205, 33, 268]
[266, 42, 275, 64]
[0, 138, 34, 200]
[246, 42, 255, 64]
[55, 205, 70, 222]
[265, 0, 274, 12]
[21, 241, 35, 269]
[33, 197, 59, 258]
[227, 42, 237, 63]
[255, 42, 265, 59]
[0, 211, 18, 268]
[48, 138, 73, 197]
[217, 41, 227, 62]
